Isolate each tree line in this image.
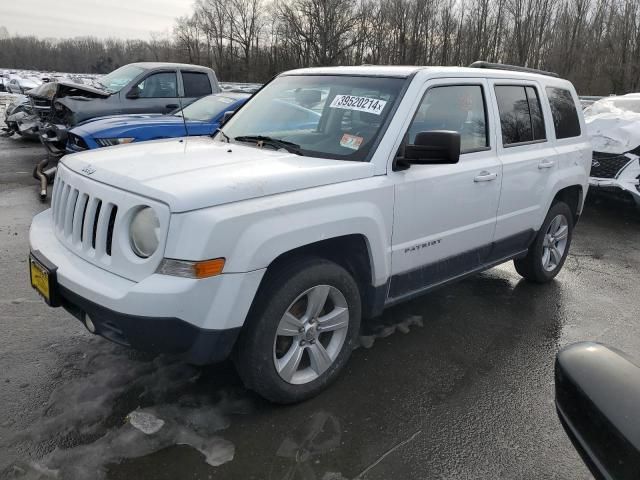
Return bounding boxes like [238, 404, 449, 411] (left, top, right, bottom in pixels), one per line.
[1, 0, 639, 95]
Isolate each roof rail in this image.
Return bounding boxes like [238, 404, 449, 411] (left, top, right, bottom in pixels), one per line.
[468, 61, 559, 78]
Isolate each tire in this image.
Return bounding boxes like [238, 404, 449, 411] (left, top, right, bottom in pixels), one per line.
[234, 257, 361, 404]
[514, 201, 574, 283]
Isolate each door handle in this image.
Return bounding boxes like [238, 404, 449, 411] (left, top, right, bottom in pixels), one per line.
[166, 104, 179, 109]
[538, 159, 555, 169]
[474, 171, 498, 182]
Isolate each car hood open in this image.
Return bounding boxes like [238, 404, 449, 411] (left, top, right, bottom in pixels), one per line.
[61, 136, 374, 212]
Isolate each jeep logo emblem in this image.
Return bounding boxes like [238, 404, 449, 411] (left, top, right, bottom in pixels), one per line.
[81, 165, 96, 175]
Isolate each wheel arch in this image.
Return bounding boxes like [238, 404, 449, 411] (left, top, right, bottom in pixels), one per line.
[551, 184, 584, 224]
[253, 234, 385, 320]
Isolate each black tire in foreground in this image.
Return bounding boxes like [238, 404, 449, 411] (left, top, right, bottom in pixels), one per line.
[514, 201, 574, 283]
[234, 257, 361, 404]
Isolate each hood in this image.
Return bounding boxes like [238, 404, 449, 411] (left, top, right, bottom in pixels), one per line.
[71, 114, 196, 141]
[585, 95, 640, 154]
[61, 136, 374, 212]
[27, 79, 110, 101]
[73, 114, 183, 136]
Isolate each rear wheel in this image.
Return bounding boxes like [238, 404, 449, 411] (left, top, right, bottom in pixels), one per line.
[514, 201, 574, 283]
[234, 258, 361, 404]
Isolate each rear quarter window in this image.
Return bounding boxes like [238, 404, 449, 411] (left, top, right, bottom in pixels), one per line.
[545, 87, 581, 139]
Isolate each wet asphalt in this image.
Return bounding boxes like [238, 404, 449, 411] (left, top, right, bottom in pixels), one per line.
[1, 132, 639, 480]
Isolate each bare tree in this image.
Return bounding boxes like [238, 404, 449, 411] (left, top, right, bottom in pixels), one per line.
[1, 0, 639, 94]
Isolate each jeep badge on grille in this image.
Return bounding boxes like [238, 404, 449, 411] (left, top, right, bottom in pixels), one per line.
[81, 165, 96, 175]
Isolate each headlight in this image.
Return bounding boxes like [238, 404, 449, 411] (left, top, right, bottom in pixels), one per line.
[96, 137, 135, 147]
[129, 207, 160, 258]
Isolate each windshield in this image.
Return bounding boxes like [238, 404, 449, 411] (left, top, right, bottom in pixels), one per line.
[98, 64, 144, 93]
[218, 75, 406, 160]
[176, 95, 239, 121]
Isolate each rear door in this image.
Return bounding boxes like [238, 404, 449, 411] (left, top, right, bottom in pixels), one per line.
[180, 70, 213, 106]
[488, 80, 558, 243]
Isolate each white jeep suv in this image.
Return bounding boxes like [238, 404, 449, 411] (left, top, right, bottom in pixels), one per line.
[29, 63, 591, 403]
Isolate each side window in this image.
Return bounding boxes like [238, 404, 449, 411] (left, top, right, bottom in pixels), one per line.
[495, 86, 525, 145]
[408, 85, 488, 153]
[546, 87, 581, 139]
[182, 72, 212, 97]
[136, 72, 177, 98]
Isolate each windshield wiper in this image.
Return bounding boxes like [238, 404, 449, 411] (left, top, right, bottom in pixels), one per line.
[214, 128, 230, 143]
[234, 135, 302, 155]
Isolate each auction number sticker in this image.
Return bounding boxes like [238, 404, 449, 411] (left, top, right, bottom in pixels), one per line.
[330, 95, 387, 115]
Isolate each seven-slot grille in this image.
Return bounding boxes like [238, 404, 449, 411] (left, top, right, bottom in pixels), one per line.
[591, 152, 633, 179]
[52, 176, 118, 257]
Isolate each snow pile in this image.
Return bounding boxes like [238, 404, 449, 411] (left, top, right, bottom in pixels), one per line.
[127, 410, 165, 434]
[359, 314, 424, 349]
[585, 94, 640, 154]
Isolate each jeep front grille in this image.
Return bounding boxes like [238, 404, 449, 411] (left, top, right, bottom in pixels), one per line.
[52, 177, 117, 257]
[591, 152, 633, 179]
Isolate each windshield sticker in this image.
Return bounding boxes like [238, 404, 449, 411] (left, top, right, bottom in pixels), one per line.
[330, 95, 387, 115]
[340, 133, 364, 150]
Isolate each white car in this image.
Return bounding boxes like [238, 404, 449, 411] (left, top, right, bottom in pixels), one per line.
[29, 63, 590, 403]
[584, 94, 640, 207]
[7, 75, 41, 94]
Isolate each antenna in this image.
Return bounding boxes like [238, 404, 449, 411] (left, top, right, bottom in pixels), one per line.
[177, 75, 188, 139]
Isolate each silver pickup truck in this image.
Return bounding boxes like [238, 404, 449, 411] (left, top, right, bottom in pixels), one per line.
[27, 62, 220, 156]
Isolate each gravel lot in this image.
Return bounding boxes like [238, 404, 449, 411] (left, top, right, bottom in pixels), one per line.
[0, 132, 638, 479]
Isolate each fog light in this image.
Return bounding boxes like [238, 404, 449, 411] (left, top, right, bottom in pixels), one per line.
[85, 314, 96, 333]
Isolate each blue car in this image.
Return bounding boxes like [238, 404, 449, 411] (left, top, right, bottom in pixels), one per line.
[66, 92, 250, 152]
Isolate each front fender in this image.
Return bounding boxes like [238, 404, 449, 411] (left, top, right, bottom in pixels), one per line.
[164, 177, 395, 286]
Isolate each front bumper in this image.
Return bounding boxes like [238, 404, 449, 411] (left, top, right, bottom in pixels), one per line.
[55, 278, 240, 365]
[29, 209, 265, 364]
[589, 153, 640, 207]
[589, 177, 640, 206]
[39, 123, 69, 156]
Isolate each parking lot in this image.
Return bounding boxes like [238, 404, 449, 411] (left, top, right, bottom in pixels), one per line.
[0, 132, 638, 479]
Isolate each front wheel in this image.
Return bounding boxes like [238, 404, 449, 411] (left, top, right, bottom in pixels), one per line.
[234, 258, 361, 404]
[514, 201, 574, 283]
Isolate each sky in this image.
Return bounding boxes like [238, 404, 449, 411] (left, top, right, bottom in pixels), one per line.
[2, 0, 195, 40]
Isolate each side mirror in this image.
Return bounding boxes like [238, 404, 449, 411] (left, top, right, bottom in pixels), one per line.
[555, 342, 640, 480]
[126, 86, 140, 99]
[221, 110, 235, 126]
[403, 130, 460, 165]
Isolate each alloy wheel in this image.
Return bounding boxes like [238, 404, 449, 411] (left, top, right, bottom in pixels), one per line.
[273, 285, 350, 385]
[542, 214, 569, 272]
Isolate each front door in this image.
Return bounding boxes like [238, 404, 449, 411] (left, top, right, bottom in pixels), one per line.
[123, 70, 182, 115]
[389, 79, 502, 302]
